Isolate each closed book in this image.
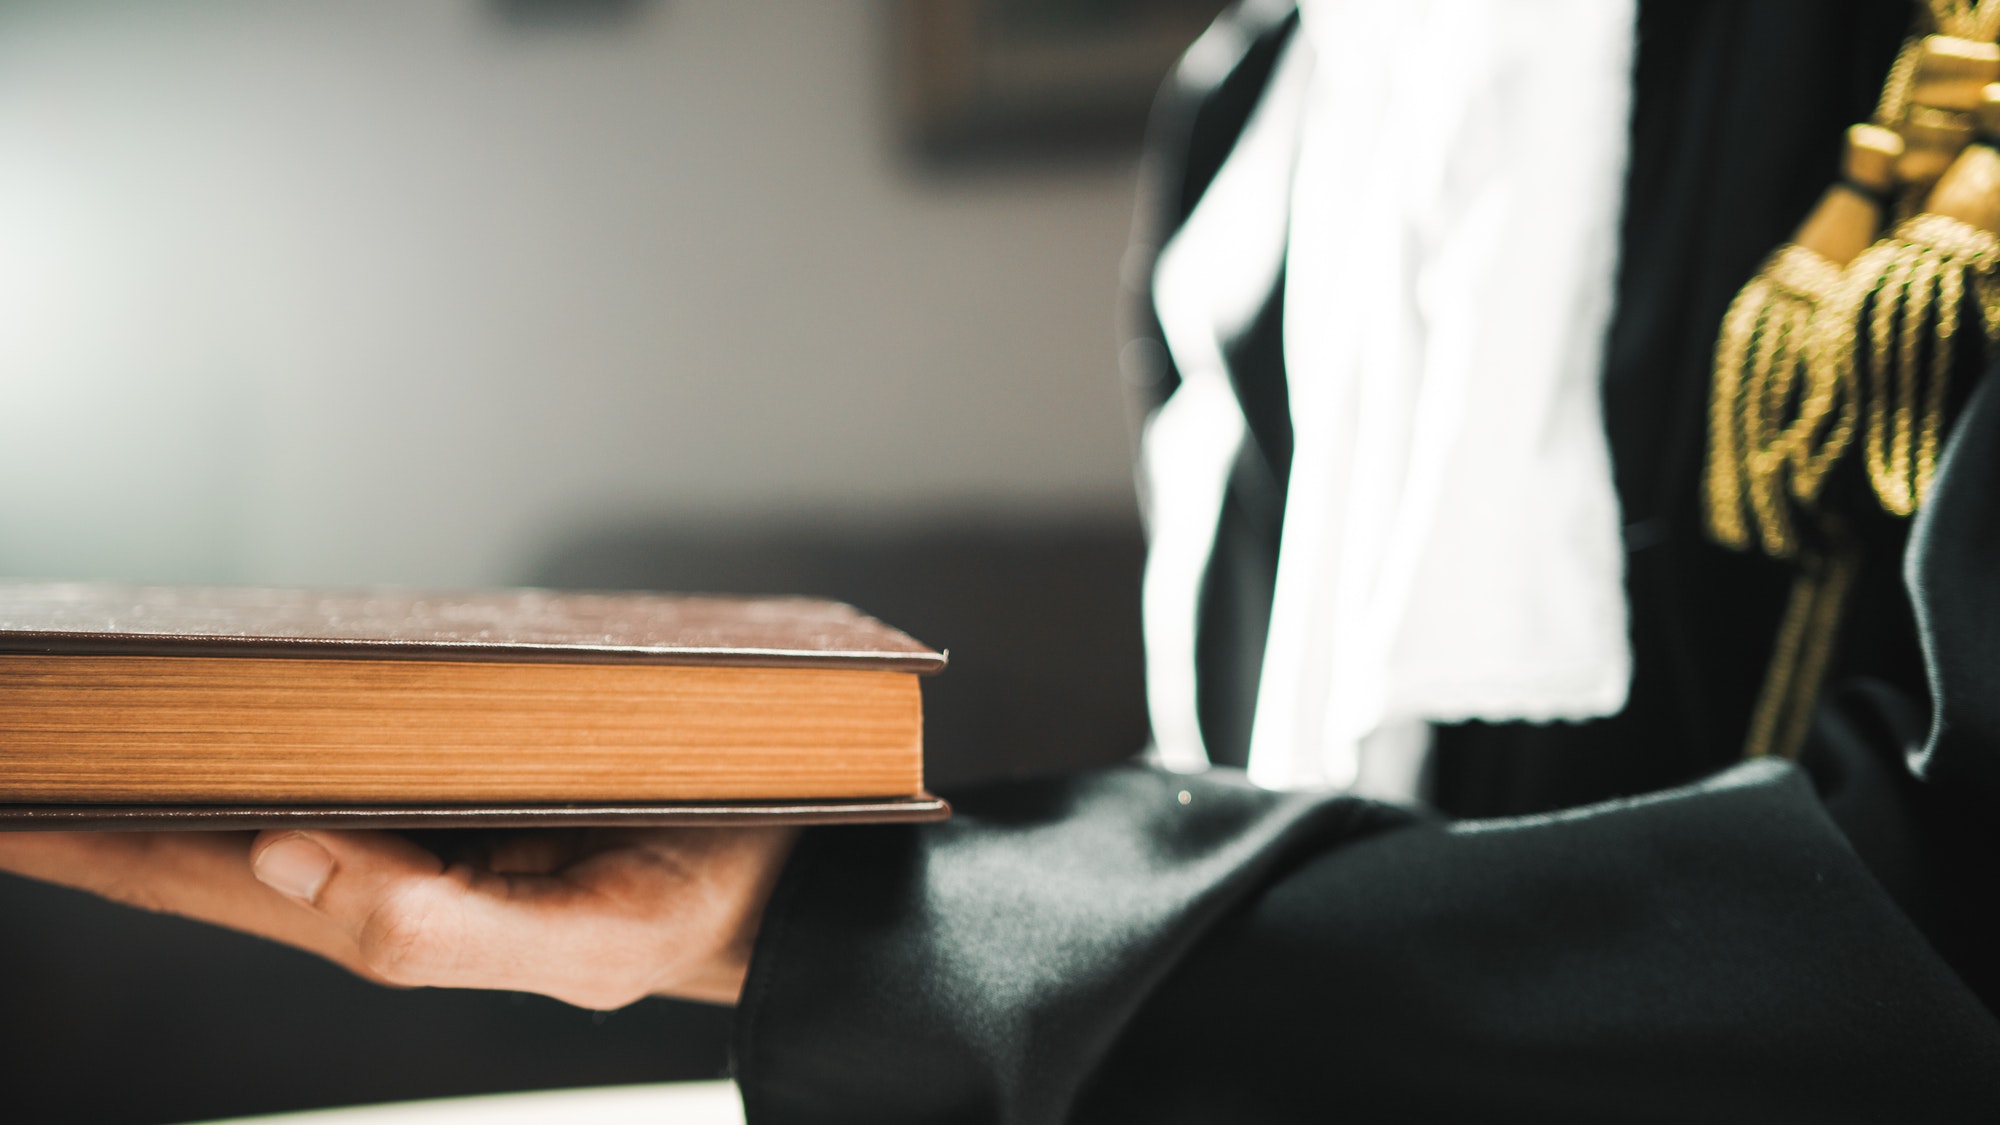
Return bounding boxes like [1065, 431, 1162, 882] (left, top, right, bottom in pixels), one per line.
[0, 582, 948, 829]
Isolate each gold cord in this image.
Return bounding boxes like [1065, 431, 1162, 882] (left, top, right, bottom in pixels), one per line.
[1700, 34, 1927, 559]
[1824, 212, 1999, 514]
[1704, 246, 1853, 557]
[1708, 5, 2000, 762]
[1878, 35, 1924, 124]
[1928, 0, 2000, 41]
[1742, 537, 1860, 760]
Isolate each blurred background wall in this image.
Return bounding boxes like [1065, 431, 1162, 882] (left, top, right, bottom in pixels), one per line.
[0, 1, 1211, 1120]
[0, 0, 1143, 588]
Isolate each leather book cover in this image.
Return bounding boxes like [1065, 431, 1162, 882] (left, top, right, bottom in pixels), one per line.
[0, 796, 952, 830]
[0, 582, 949, 830]
[0, 582, 948, 672]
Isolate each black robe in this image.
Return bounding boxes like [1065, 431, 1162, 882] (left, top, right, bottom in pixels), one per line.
[732, 3, 2000, 1120]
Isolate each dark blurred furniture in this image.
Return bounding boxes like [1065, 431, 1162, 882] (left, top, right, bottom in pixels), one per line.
[0, 514, 1146, 1124]
[894, 0, 1230, 162]
[532, 515, 1149, 789]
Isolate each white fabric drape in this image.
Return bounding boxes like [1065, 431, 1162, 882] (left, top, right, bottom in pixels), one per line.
[1142, 31, 1314, 774]
[1249, 0, 1637, 792]
[1144, 0, 1638, 797]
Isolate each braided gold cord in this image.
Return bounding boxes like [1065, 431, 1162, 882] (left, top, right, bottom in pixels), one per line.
[1701, 21, 1969, 557]
[1702, 244, 1849, 557]
[1789, 296, 1860, 501]
[1742, 568, 1817, 760]
[1924, 262, 1964, 492]
[1706, 274, 1767, 549]
[1745, 291, 1797, 553]
[1711, 5, 2000, 764]
[1977, 260, 2000, 336]
[1834, 213, 1999, 515]
[1859, 243, 1904, 509]
[1742, 538, 1861, 761]
[1877, 36, 1925, 124]
[1928, 0, 2000, 41]
[1893, 250, 1937, 510]
[1782, 245, 1862, 499]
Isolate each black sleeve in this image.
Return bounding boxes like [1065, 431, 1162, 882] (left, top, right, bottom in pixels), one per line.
[732, 761, 2000, 1124]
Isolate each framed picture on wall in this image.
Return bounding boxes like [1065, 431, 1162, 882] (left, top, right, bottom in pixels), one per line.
[892, 0, 1231, 162]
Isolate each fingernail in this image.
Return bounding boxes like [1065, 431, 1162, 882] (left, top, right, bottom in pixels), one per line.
[254, 834, 334, 904]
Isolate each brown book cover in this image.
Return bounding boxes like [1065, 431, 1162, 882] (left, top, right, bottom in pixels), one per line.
[0, 582, 949, 830]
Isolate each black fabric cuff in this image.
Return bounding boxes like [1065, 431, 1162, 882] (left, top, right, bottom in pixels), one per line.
[730, 765, 1408, 1125]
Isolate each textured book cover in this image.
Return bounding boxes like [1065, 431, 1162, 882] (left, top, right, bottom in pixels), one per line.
[0, 583, 949, 830]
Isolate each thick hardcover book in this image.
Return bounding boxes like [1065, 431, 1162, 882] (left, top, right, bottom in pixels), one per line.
[0, 583, 949, 829]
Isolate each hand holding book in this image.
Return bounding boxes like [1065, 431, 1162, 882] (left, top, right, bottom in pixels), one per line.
[0, 582, 940, 1006]
[0, 823, 799, 1007]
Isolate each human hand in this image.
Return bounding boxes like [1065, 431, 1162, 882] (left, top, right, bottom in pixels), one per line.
[0, 824, 798, 1008]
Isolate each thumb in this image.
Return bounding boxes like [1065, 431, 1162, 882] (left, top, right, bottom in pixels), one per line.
[251, 829, 465, 984]
[250, 828, 673, 1007]
[249, 826, 789, 1007]
[251, 829, 445, 908]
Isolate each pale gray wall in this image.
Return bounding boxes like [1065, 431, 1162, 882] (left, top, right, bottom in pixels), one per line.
[0, 0, 1145, 587]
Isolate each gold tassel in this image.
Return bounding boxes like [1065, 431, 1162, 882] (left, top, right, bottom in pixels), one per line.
[1710, 12, 2000, 763]
[1709, 30, 2000, 551]
[1822, 85, 2000, 516]
[1707, 245, 1846, 554]
[1704, 124, 1902, 556]
[1825, 212, 1995, 513]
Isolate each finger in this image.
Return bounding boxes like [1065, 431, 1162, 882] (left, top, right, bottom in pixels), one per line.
[0, 831, 243, 913]
[263, 826, 680, 1007]
[482, 830, 591, 875]
[561, 826, 801, 1002]
[254, 829, 604, 998]
[0, 830, 364, 969]
[251, 827, 786, 1008]
[259, 829, 496, 988]
[399, 830, 589, 875]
